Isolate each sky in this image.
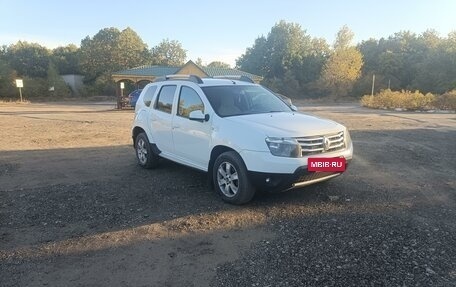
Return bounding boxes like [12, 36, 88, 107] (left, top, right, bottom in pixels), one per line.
[0, 0, 455, 67]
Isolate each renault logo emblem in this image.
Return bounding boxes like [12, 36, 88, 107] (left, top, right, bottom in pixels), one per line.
[323, 136, 330, 151]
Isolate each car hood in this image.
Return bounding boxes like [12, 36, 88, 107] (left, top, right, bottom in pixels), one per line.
[225, 112, 344, 137]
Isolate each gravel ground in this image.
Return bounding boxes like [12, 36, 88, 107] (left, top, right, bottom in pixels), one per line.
[0, 102, 455, 286]
[213, 209, 456, 287]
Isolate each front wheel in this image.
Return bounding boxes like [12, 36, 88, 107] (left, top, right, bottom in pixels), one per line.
[135, 133, 159, 169]
[213, 151, 256, 204]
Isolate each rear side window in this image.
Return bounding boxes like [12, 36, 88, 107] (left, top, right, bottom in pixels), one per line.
[155, 85, 176, 113]
[143, 86, 157, 107]
[178, 86, 204, 118]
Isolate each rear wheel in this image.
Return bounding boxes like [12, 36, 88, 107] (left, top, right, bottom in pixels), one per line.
[213, 151, 255, 204]
[135, 133, 159, 169]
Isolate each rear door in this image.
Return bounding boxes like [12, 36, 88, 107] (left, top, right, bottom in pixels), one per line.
[150, 85, 177, 155]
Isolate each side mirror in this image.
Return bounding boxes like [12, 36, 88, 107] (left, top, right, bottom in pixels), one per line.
[290, 104, 298, 111]
[189, 110, 207, 121]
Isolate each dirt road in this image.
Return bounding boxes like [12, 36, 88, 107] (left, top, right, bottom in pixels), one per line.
[1, 102, 455, 286]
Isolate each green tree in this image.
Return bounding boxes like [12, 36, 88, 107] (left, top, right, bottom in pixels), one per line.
[388, 31, 423, 89]
[378, 50, 402, 84]
[237, 20, 311, 79]
[79, 27, 149, 83]
[354, 30, 456, 95]
[263, 21, 312, 78]
[150, 39, 187, 66]
[299, 37, 330, 92]
[22, 76, 48, 98]
[237, 21, 327, 97]
[5, 42, 47, 99]
[0, 46, 18, 98]
[117, 27, 150, 68]
[47, 62, 71, 97]
[207, 61, 231, 68]
[195, 57, 204, 67]
[412, 31, 456, 93]
[52, 44, 81, 75]
[6, 41, 50, 77]
[80, 27, 121, 82]
[236, 36, 268, 76]
[356, 36, 411, 95]
[320, 26, 363, 97]
[358, 38, 381, 74]
[420, 29, 441, 49]
[334, 25, 354, 50]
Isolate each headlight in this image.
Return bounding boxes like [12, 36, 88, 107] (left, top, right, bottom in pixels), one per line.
[265, 137, 301, 157]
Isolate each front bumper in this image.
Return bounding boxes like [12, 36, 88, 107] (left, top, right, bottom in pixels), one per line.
[240, 141, 353, 173]
[249, 159, 351, 192]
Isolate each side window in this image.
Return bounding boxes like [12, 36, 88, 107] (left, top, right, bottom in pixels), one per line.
[143, 86, 157, 107]
[155, 85, 176, 114]
[178, 86, 204, 118]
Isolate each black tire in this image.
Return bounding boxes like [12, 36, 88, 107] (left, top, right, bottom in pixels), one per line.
[135, 133, 159, 169]
[213, 151, 256, 204]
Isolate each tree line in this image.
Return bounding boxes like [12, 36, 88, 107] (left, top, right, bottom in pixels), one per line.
[0, 27, 191, 98]
[0, 22, 455, 99]
[237, 21, 456, 98]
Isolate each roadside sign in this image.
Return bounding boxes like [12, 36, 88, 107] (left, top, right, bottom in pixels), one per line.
[120, 82, 125, 89]
[16, 79, 23, 102]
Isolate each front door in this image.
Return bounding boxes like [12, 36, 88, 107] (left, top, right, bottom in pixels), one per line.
[172, 85, 211, 170]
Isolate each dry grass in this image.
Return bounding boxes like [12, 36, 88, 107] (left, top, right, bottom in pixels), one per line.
[360, 89, 435, 110]
[435, 90, 456, 110]
[361, 89, 456, 111]
[0, 99, 31, 104]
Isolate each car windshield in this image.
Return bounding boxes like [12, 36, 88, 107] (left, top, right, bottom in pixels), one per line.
[202, 85, 291, 117]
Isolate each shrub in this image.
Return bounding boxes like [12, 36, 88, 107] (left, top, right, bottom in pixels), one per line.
[21, 77, 48, 99]
[47, 62, 72, 97]
[360, 94, 378, 108]
[435, 90, 456, 111]
[360, 89, 435, 110]
[81, 73, 116, 97]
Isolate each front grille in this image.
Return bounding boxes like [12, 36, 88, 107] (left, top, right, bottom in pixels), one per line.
[296, 131, 345, 156]
[295, 171, 337, 183]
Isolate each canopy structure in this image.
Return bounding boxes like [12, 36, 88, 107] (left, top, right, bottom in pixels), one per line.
[112, 60, 262, 84]
[112, 60, 262, 108]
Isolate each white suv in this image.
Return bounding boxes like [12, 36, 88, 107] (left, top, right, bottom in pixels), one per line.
[132, 75, 353, 204]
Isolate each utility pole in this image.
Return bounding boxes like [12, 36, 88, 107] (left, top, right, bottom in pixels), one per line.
[371, 74, 375, 96]
[117, 82, 125, 109]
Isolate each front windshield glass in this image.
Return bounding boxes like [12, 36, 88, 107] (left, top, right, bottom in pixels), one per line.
[202, 85, 291, 117]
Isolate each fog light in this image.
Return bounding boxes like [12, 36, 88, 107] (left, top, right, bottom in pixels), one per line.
[265, 178, 270, 183]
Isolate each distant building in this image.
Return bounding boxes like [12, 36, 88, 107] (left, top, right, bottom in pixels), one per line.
[111, 60, 262, 87]
[61, 74, 84, 95]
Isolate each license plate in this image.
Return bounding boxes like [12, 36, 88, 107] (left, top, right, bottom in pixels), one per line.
[307, 157, 346, 172]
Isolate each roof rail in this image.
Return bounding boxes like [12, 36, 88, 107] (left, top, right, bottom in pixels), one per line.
[154, 74, 203, 84]
[213, 75, 254, 83]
